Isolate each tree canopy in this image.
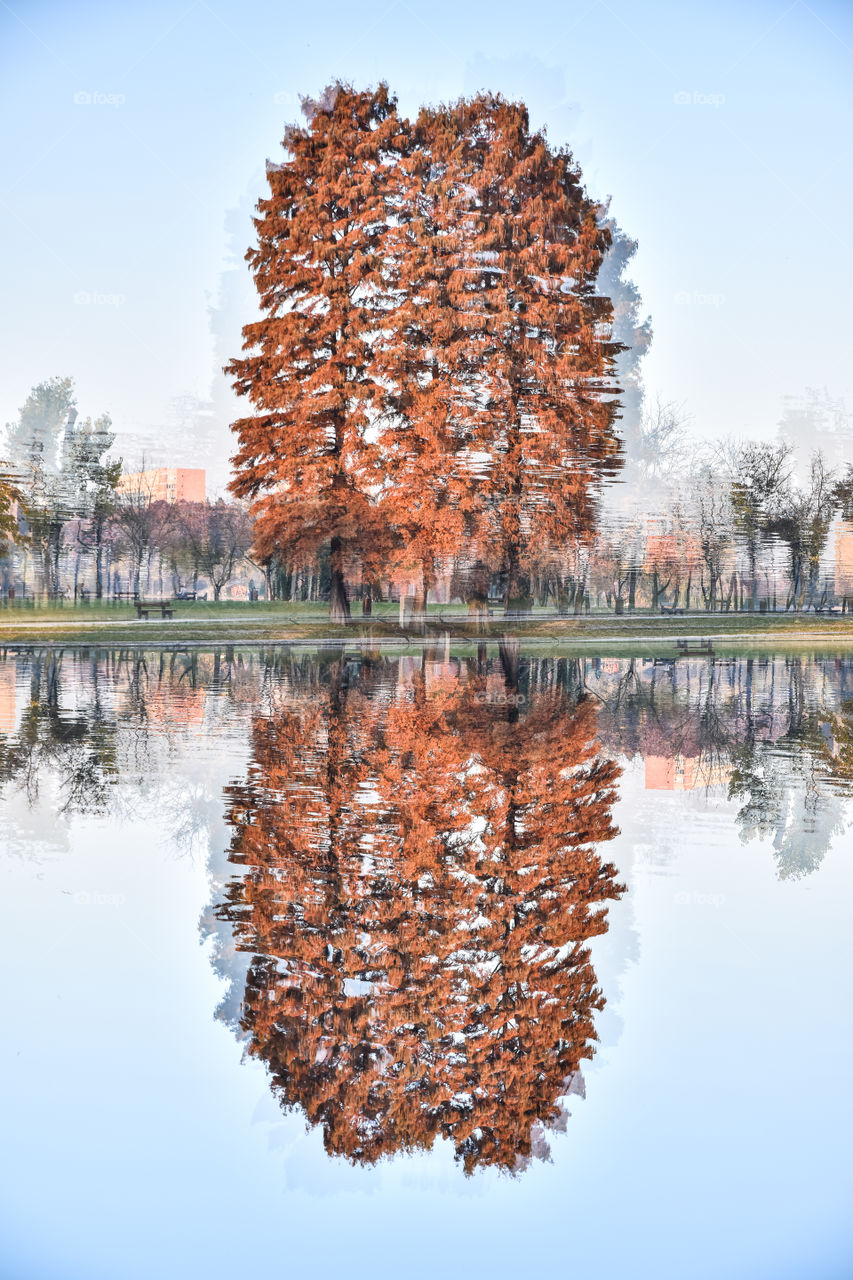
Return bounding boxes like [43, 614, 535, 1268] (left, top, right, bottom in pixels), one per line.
[228, 83, 624, 618]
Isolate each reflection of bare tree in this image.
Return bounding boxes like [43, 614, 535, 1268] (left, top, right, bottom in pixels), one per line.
[589, 655, 853, 877]
[0, 650, 118, 813]
[727, 662, 848, 877]
[728, 743, 845, 879]
[0, 646, 263, 854]
[216, 649, 623, 1173]
[3, 646, 850, 892]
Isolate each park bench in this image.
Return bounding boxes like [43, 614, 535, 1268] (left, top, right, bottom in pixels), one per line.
[676, 638, 714, 656]
[135, 600, 174, 620]
[113, 590, 139, 602]
[660, 603, 686, 615]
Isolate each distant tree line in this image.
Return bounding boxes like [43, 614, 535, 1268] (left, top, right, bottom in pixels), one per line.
[4, 374, 850, 613]
[590, 419, 853, 616]
[1, 377, 254, 602]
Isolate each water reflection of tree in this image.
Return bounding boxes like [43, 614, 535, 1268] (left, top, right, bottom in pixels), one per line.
[4, 646, 850, 887]
[727, 662, 848, 878]
[217, 649, 624, 1173]
[0, 646, 261, 848]
[590, 656, 853, 877]
[0, 649, 118, 813]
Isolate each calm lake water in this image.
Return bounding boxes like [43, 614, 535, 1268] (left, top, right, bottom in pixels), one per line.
[1, 645, 851, 1280]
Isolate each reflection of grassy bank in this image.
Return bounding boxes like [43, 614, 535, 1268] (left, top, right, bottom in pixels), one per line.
[3, 601, 853, 649]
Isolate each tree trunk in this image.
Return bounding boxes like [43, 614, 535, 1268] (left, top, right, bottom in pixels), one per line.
[43, 523, 62, 598]
[412, 558, 434, 632]
[329, 536, 351, 623]
[498, 636, 520, 691]
[95, 517, 104, 599]
[51, 523, 62, 598]
[502, 447, 529, 617]
[504, 563, 533, 617]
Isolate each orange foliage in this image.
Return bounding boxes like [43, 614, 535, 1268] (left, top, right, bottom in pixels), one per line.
[228, 86, 623, 613]
[218, 653, 623, 1172]
[226, 85, 402, 618]
[388, 96, 623, 600]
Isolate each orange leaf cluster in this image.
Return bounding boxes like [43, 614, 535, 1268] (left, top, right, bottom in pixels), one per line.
[218, 652, 624, 1172]
[227, 84, 623, 613]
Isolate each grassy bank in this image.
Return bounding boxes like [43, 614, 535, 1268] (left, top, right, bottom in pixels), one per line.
[2, 599, 853, 652]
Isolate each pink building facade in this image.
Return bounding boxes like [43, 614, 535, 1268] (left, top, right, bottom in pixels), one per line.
[117, 467, 206, 504]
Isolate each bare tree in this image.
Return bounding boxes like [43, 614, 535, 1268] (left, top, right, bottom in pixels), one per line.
[635, 397, 689, 484]
[691, 463, 734, 612]
[766, 452, 836, 610]
[176, 500, 254, 600]
[114, 468, 175, 594]
[718, 439, 793, 611]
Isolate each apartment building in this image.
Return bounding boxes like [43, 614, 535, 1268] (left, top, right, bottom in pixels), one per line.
[117, 467, 205, 504]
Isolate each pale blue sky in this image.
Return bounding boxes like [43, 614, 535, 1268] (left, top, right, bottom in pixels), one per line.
[1, 0, 852, 491]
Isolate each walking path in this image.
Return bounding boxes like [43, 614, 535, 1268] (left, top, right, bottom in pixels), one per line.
[1, 610, 852, 650]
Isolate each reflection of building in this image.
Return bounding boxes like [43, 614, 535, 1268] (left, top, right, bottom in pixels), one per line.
[645, 754, 730, 790]
[834, 521, 853, 598]
[0, 664, 17, 734]
[643, 532, 702, 569]
[114, 684, 206, 728]
[117, 467, 205, 504]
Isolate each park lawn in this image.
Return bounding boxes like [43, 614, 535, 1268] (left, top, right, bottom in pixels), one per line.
[2, 601, 853, 650]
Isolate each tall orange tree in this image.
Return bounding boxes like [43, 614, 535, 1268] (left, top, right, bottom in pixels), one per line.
[229, 87, 624, 616]
[226, 85, 403, 620]
[383, 96, 623, 612]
